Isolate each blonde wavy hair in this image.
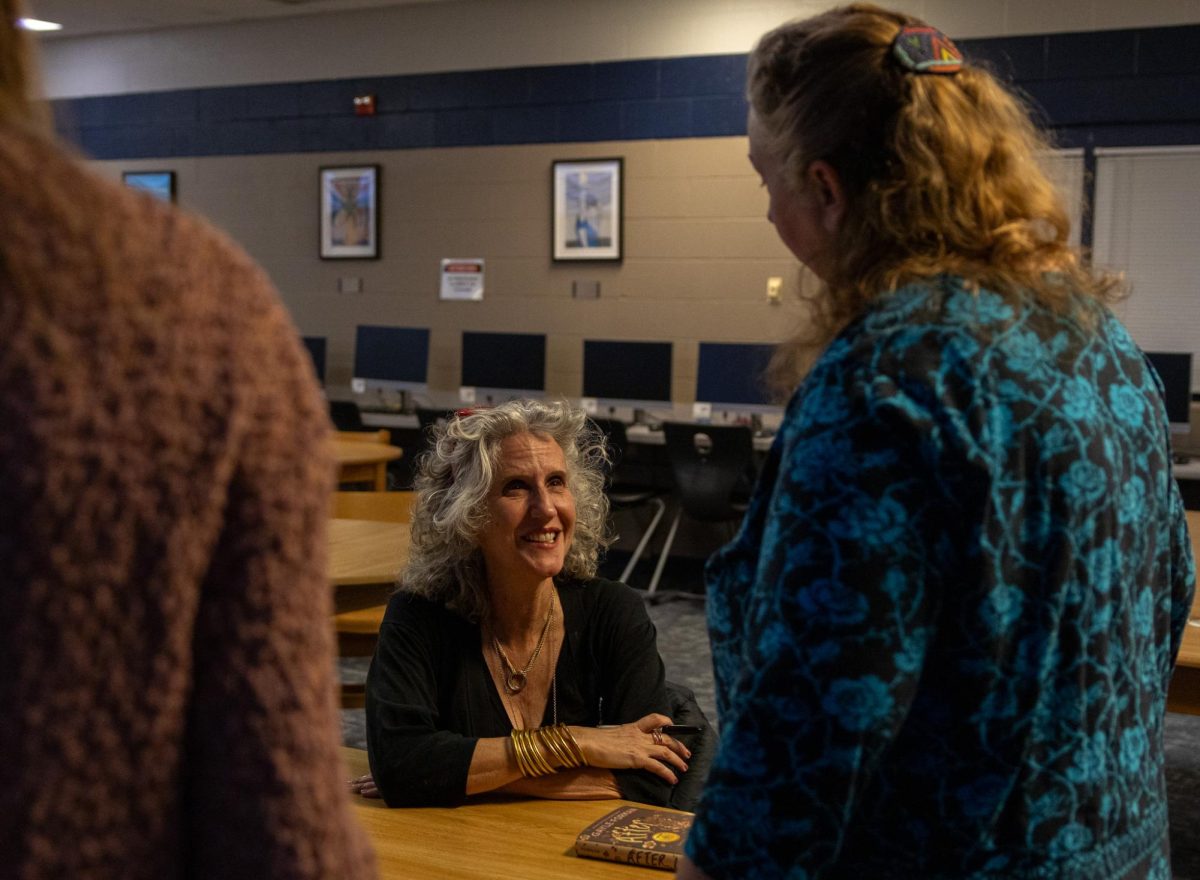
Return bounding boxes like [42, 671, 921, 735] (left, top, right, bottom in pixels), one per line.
[401, 399, 613, 621]
[750, 3, 1120, 394]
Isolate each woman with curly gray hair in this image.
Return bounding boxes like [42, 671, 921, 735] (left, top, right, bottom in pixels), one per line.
[354, 399, 691, 808]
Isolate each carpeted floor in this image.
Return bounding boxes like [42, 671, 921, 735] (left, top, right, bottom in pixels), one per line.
[341, 555, 1200, 878]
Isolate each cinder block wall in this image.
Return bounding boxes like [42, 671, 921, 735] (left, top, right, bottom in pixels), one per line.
[67, 11, 1200, 402]
[95, 138, 813, 402]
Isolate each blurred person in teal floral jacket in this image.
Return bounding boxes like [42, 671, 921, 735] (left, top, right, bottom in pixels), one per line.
[677, 5, 1195, 880]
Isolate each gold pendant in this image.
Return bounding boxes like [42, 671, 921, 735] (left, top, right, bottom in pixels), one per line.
[506, 672, 527, 694]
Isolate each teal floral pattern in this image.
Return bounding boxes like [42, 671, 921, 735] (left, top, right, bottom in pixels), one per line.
[688, 277, 1195, 879]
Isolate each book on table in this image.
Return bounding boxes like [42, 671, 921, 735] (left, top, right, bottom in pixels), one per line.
[574, 805, 694, 871]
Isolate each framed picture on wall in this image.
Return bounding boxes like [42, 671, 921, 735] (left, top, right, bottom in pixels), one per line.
[122, 170, 175, 202]
[552, 158, 622, 262]
[320, 165, 380, 259]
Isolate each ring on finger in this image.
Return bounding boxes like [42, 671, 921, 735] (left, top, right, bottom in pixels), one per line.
[651, 729, 663, 745]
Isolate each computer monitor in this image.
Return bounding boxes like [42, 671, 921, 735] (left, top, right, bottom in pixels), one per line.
[696, 342, 777, 415]
[583, 340, 673, 413]
[460, 331, 546, 403]
[352, 325, 430, 399]
[301, 336, 326, 384]
[1145, 350, 1193, 435]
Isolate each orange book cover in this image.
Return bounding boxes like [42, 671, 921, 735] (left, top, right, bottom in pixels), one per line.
[574, 806, 694, 871]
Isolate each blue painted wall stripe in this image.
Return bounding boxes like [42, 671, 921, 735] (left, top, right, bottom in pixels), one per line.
[51, 24, 1200, 160]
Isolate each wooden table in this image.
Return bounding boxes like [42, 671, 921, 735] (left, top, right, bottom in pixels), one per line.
[341, 747, 686, 879]
[1167, 512, 1200, 714]
[333, 439, 404, 491]
[1171, 622, 1200, 715]
[328, 518, 410, 588]
[328, 519, 410, 701]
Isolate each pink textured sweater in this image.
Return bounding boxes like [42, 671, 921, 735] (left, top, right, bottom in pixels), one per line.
[0, 125, 375, 879]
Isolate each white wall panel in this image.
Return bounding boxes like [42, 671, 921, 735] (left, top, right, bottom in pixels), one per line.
[1094, 147, 1200, 385]
[1043, 148, 1086, 249]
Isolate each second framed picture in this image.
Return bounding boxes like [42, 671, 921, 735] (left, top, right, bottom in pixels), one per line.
[320, 165, 380, 259]
[552, 158, 622, 262]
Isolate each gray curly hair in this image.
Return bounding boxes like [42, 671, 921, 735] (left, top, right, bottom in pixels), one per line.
[401, 399, 613, 621]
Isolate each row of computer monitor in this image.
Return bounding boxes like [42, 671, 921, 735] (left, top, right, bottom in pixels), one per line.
[306, 330, 1197, 426]
[303, 325, 777, 411]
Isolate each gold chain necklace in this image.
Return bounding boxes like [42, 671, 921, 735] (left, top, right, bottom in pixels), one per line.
[492, 597, 554, 695]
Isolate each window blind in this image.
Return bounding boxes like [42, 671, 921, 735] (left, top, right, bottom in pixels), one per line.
[1093, 146, 1200, 387]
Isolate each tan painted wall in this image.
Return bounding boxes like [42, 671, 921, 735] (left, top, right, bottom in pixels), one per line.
[97, 136, 818, 404]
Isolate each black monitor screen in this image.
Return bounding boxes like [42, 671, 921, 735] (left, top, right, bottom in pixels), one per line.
[583, 340, 672, 404]
[1145, 350, 1193, 426]
[301, 336, 326, 383]
[353, 325, 430, 384]
[461, 331, 546, 392]
[697, 342, 774, 407]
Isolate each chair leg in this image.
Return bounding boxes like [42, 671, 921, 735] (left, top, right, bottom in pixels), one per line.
[620, 497, 667, 584]
[646, 507, 683, 598]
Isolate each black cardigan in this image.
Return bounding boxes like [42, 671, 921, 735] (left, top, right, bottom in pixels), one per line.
[365, 577, 674, 807]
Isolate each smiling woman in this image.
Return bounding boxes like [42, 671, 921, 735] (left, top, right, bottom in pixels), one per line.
[476, 433, 577, 600]
[357, 400, 696, 809]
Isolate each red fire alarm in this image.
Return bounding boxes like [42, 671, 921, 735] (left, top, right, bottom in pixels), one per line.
[353, 94, 376, 116]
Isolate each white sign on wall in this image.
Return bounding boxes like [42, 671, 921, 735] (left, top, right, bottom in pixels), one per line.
[440, 258, 485, 301]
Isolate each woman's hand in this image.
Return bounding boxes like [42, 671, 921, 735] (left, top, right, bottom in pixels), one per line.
[348, 773, 381, 799]
[569, 713, 691, 784]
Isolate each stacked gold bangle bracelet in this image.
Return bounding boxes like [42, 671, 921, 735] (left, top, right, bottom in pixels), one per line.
[510, 723, 586, 778]
[540, 723, 585, 770]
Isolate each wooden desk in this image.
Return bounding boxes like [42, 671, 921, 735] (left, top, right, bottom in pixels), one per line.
[329, 520, 409, 703]
[341, 747, 687, 879]
[1171, 623, 1200, 715]
[626, 422, 776, 453]
[361, 411, 421, 431]
[328, 518, 409, 588]
[1172, 459, 1200, 481]
[333, 439, 403, 491]
[1167, 511, 1200, 715]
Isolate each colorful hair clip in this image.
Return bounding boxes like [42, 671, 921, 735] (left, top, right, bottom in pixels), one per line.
[454, 408, 475, 418]
[891, 25, 963, 75]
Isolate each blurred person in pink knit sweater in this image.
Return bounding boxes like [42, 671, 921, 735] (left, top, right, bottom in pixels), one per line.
[0, 2, 375, 877]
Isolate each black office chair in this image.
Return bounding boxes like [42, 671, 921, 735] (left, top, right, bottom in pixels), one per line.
[329, 400, 366, 431]
[664, 680, 717, 812]
[648, 423, 755, 599]
[400, 408, 454, 483]
[591, 417, 668, 585]
[416, 407, 455, 435]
